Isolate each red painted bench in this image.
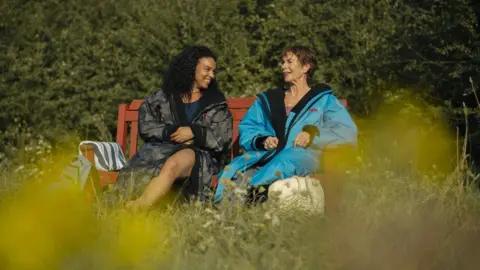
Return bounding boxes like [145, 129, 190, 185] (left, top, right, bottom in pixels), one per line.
[81, 97, 352, 212]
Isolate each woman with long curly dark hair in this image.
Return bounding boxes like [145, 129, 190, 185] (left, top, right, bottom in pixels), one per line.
[114, 46, 233, 210]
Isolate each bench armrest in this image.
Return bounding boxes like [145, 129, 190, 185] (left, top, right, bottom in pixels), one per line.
[79, 145, 95, 164]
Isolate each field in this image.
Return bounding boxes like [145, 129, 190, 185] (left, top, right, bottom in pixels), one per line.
[1, 107, 480, 270]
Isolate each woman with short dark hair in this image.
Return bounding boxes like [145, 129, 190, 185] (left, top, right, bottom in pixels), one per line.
[214, 45, 357, 205]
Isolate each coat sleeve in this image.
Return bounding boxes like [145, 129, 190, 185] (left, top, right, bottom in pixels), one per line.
[304, 95, 358, 149]
[190, 105, 233, 153]
[138, 96, 178, 143]
[238, 98, 275, 152]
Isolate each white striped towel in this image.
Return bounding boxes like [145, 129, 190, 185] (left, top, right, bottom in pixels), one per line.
[78, 141, 127, 172]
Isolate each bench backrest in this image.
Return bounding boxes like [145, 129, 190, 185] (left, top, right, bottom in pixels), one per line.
[116, 97, 347, 159]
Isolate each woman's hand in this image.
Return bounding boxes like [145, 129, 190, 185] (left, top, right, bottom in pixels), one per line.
[170, 126, 194, 143]
[264, 136, 279, 150]
[293, 131, 311, 148]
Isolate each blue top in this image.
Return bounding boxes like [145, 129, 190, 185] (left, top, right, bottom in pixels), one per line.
[184, 99, 201, 123]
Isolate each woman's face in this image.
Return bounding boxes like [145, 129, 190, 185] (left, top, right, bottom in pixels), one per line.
[194, 57, 216, 90]
[281, 52, 310, 84]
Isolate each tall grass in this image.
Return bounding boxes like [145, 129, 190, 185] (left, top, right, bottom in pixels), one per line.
[1, 161, 480, 269]
[1, 92, 480, 269]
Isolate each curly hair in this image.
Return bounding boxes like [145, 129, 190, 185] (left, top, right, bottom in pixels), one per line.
[162, 46, 219, 100]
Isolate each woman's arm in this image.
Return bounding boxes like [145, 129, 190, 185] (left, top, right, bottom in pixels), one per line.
[238, 99, 275, 151]
[306, 95, 358, 149]
[138, 94, 178, 143]
[189, 105, 233, 153]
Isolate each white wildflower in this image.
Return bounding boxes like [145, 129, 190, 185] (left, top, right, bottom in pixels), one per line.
[272, 215, 280, 227]
[205, 208, 215, 214]
[234, 188, 247, 195]
[202, 221, 213, 228]
[14, 165, 25, 172]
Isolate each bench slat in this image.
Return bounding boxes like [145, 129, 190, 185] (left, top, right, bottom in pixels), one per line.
[228, 97, 256, 109]
[230, 110, 248, 121]
[116, 104, 128, 153]
[125, 111, 140, 122]
[129, 121, 139, 158]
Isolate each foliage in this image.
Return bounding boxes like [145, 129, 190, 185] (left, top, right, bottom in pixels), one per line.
[1, 0, 479, 145]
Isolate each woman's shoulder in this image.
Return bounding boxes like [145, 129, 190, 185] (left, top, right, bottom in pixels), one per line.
[143, 89, 169, 104]
[200, 89, 228, 113]
[203, 88, 227, 103]
[312, 83, 332, 92]
[309, 85, 347, 110]
[255, 87, 286, 103]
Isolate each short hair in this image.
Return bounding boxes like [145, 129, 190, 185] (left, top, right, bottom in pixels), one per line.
[162, 45, 219, 99]
[281, 45, 317, 83]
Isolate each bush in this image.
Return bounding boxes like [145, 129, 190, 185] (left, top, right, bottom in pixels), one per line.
[0, 0, 478, 142]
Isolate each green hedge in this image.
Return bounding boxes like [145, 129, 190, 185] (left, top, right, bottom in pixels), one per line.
[0, 0, 478, 146]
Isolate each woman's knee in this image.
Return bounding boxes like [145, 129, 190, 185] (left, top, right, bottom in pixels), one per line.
[163, 158, 180, 175]
[162, 149, 196, 177]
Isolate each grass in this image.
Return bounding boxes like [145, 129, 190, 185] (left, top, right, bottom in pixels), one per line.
[1, 154, 480, 270]
[1, 96, 480, 269]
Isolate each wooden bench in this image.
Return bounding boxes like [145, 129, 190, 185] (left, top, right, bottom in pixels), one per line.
[81, 97, 352, 212]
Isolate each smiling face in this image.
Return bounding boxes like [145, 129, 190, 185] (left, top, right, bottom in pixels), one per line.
[281, 52, 311, 84]
[193, 57, 216, 91]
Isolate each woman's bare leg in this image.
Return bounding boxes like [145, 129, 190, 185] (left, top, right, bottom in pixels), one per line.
[126, 149, 195, 210]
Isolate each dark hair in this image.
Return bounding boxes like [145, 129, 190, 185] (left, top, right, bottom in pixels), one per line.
[162, 46, 218, 99]
[281, 45, 317, 83]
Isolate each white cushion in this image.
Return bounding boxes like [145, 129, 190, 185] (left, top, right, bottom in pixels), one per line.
[268, 175, 325, 214]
